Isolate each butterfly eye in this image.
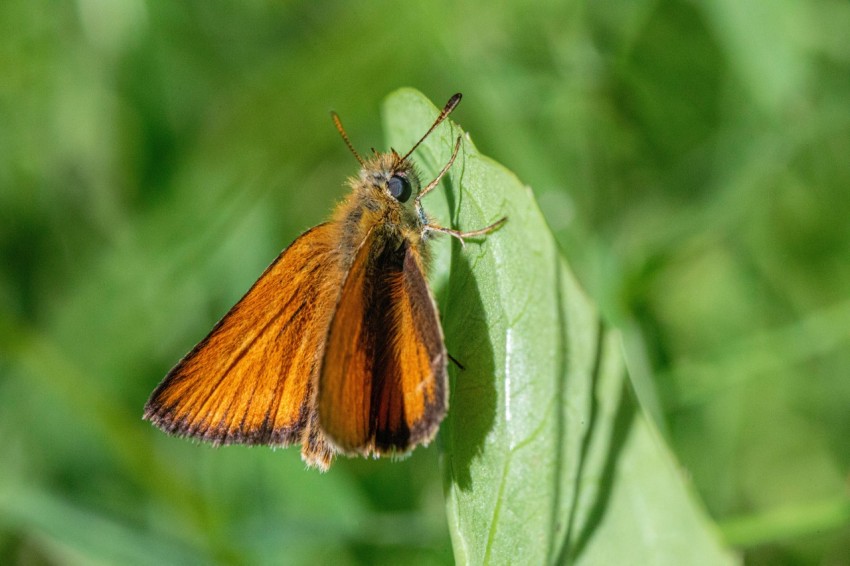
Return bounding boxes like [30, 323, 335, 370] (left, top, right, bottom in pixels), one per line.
[387, 175, 412, 203]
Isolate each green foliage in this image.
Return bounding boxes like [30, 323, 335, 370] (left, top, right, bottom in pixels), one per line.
[1, 1, 849, 564]
[385, 89, 735, 565]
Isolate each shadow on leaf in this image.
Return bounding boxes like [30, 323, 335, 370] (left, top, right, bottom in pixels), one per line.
[440, 244, 497, 491]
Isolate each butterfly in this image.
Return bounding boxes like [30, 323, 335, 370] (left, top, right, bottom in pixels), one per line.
[143, 93, 505, 470]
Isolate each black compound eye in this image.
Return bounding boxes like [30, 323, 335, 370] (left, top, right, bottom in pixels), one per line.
[387, 174, 412, 203]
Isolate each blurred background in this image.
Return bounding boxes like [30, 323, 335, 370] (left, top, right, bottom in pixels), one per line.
[1, 1, 849, 564]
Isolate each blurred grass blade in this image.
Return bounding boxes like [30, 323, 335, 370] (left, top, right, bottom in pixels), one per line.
[0, 482, 206, 566]
[383, 88, 737, 565]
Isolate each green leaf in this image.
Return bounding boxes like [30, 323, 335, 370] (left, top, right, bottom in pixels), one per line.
[383, 88, 738, 565]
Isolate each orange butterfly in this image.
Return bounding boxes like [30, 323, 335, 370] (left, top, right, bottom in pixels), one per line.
[143, 93, 505, 470]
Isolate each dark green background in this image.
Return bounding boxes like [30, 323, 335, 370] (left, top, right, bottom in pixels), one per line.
[2, 1, 848, 564]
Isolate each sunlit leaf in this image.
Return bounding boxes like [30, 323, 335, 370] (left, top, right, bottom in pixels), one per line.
[384, 88, 738, 565]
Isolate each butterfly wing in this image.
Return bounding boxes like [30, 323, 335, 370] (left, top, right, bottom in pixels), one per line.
[144, 223, 342, 451]
[318, 229, 448, 455]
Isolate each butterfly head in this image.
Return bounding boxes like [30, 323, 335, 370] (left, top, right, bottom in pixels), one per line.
[358, 151, 421, 205]
[331, 93, 462, 210]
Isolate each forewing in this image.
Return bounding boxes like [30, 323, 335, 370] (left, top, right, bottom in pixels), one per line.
[316, 228, 377, 452]
[318, 232, 447, 455]
[373, 243, 447, 451]
[144, 223, 341, 446]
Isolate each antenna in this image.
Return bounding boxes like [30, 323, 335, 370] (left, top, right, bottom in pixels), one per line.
[401, 93, 462, 161]
[330, 111, 364, 165]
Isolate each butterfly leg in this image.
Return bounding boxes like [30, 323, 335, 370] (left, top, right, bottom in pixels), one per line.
[415, 136, 462, 207]
[447, 352, 465, 370]
[422, 217, 507, 248]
